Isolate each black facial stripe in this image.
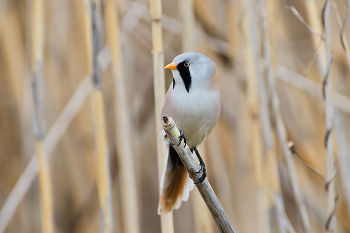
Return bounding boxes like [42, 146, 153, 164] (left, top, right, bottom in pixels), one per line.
[173, 78, 175, 89]
[177, 61, 192, 93]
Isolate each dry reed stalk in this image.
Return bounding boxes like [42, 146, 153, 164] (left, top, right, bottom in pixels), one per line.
[331, 1, 350, 212]
[90, 90, 114, 233]
[274, 65, 350, 114]
[248, 4, 311, 232]
[227, 0, 240, 58]
[334, 108, 350, 218]
[271, 75, 312, 233]
[123, 2, 232, 57]
[163, 116, 234, 233]
[104, 1, 140, 233]
[1, 11, 26, 115]
[204, 127, 238, 229]
[259, 1, 292, 232]
[323, 1, 336, 232]
[332, 1, 350, 70]
[192, 0, 220, 38]
[149, 0, 175, 232]
[31, 0, 54, 232]
[34, 141, 54, 233]
[1, 6, 33, 168]
[0, 77, 91, 233]
[303, 0, 327, 79]
[244, 0, 271, 232]
[178, 0, 196, 52]
[271, 193, 296, 233]
[82, 0, 93, 76]
[89, 2, 115, 232]
[274, 63, 340, 232]
[191, 145, 215, 233]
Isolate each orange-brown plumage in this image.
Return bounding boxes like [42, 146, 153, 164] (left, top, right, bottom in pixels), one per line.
[157, 156, 189, 214]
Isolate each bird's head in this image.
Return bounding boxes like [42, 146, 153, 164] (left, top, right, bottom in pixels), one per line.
[164, 52, 219, 93]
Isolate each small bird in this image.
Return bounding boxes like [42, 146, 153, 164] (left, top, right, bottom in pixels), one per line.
[158, 52, 221, 214]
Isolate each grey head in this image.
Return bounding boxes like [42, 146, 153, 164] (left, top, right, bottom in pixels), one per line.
[168, 52, 217, 93]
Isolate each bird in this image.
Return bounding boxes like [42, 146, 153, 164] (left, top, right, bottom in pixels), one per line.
[158, 52, 221, 215]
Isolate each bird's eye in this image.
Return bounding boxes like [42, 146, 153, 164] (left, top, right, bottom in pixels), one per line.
[184, 62, 190, 67]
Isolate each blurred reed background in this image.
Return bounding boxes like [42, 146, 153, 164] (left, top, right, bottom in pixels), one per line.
[0, 0, 350, 232]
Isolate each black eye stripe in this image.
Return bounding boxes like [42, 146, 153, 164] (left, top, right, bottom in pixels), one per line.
[177, 61, 191, 93]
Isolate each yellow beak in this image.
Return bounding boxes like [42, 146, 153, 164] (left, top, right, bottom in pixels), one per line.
[164, 62, 177, 70]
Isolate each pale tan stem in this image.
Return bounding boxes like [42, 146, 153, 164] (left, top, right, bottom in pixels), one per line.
[91, 90, 114, 233]
[89, 2, 115, 232]
[104, 1, 140, 233]
[35, 140, 54, 233]
[31, 0, 54, 232]
[178, 0, 196, 52]
[162, 116, 234, 233]
[0, 77, 91, 233]
[244, 0, 271, 231]
[149, 0, 175, 231]
[304, 0, 327, 78]
[260, 0, 296, 232]
[323, 0, 336, 232]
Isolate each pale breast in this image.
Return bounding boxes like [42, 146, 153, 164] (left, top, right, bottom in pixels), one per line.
[161, 86, 221, 148]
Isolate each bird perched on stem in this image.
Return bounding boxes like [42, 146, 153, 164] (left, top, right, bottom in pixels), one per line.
[158, 52, 221, 214]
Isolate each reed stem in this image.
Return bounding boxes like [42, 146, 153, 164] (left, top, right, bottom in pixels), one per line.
[104, 1, 140, 233]
[149, 0, 175, 232]
[31, 0, 54, 232]
[89, 1, 115, 232]
[162, 116, 234, 233]
[323, 1, 336, 232]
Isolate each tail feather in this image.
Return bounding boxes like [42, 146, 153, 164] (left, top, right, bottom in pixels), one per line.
[158, 145, 194, 215]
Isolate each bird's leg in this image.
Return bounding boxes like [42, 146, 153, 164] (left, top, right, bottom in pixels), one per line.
[193, 147, 207, 184]
[188, 149, 194, 180]
[178, 130, 187, 147]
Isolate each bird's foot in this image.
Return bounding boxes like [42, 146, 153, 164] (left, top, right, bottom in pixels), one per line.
[168, 141, 174, 146]
[194, 164, 206, 184]
[187, 147, 207, 184]
[178, 130, 187, 147]
[189, 162, 207, 184]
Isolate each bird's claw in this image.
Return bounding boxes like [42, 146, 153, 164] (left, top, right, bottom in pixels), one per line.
[168, 141, 174, 146]
[188, 147, 207, 184]
[196, 162, 205, 174]
[189, 164, 207, 184]
[178, 130, 187, 147]
[194, 163, 206, 184]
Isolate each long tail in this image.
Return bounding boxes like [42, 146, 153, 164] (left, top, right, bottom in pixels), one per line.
[158, 145, 194, 215]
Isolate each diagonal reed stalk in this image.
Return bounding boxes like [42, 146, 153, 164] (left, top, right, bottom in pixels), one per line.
[246, 1, 312, 231]
[0, 76, 91, 233]
[86, 1, 115, 232]
[163, 116, 234, 233]
[259, 0, 294, 232]
[149, 0, 175, 232]
[104, 1, 140, 233]
[332, 1, 350, 72]
[303, 1, 327, 79]
[31, 0, 54, 232]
